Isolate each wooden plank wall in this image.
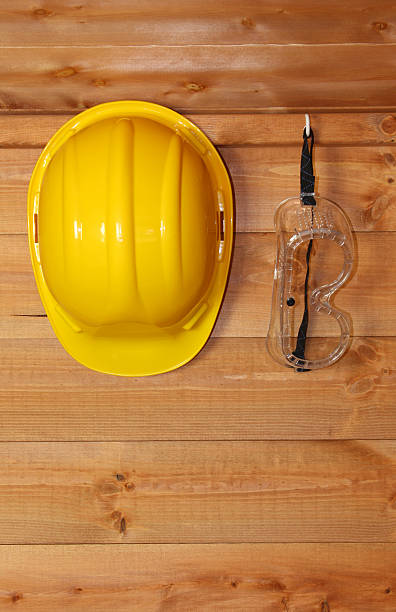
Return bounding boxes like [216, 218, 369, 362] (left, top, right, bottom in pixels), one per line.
[1, 2, 396, 610]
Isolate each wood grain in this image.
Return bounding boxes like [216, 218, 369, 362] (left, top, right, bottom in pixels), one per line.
[223, 145, 396, 233]
[2, 113, 396, 147]
[215, 232, 396, 338]
[0, 440, 395, 543]
[2, 232, 395, 338]
[0, 336, 394, 441]
[0, 543, 395, 611]
[2, 0, 396, 46]
[0, 2, 395, 597]
[1, 45, 396, 112]
[2, 144, 396, 234]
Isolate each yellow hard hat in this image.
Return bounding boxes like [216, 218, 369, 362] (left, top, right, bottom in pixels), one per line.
[28, 101, 233, 376]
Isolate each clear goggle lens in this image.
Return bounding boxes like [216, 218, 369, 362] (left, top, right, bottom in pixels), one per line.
[267, 196, 354, 371]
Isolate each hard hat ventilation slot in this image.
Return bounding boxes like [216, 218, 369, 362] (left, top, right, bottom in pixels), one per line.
[217, 191, 225, 260]
[33, 213, 39, 243]
[219, 209, 225, 242]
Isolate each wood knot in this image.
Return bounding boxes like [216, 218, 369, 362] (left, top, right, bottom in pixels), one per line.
[185, 82, 205, 92]
[356, 343, 378, 364]
[33, 8, 53, 17]
[257, 577, 286, 591]
[99, 481, 122, 497]
[54, 66, 77, 79]
[385, 587, 392, 594]
[381, 115, 396, 135]
[115, 473, 126, 482]
[72, 586, 83, 594]
[125, 481, 135, 491]
[364, 195, 391, 225]
[384, 152, 396, 166]
[268, 579, 286, 592]
[346, 375, 375, 396]
[230, 580, 239, 588]
[388, 494, 396, 509]
[241, 17, 255, 28]
[110, 510, 127, 534]
[162, 583, 175, 599]
[281, 598, 289, 611]
[92, 79, 106, 87]
[372, 21, 388, 32]
[10, 592, 23, 603]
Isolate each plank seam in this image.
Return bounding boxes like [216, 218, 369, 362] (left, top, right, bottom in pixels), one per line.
[0, 541, 393, 545]
[3, 43, 396, 48]
[2, 108, 396, 115]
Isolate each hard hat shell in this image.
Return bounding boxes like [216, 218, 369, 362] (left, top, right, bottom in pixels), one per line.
[28, 101, 233, 376]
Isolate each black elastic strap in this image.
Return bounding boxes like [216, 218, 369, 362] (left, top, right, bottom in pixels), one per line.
[292, 233, 313, 371]
[293, 128, 316, 371]
[300, 128, 316, 207]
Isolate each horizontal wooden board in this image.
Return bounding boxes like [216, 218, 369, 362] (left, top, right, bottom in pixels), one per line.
[216, 232, 396, 338]
[2, 0, 396, 46]
[2, 144, 396, 234]
[1, 543, 395, 611]
[223, 146, 396, 233]
[1, 45, 396, 112]
[1, 112, 396, 148]
[3, 232, 395, 338]
[0, 440, 395, 543]
[0, 336, 395, 440]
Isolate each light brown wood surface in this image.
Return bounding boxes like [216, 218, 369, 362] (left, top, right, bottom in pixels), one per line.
[1, 113, 396, 147]
[2, 135, 396, 234]
[1, 45, 396, 112]
[2, 231, 395, 337]
[0, 544, 394, 611]
[0, 336, 394, 441]
[1, 4, 396, 609]
[2, 0, 396, 46]
[0, 440, 395, 544]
